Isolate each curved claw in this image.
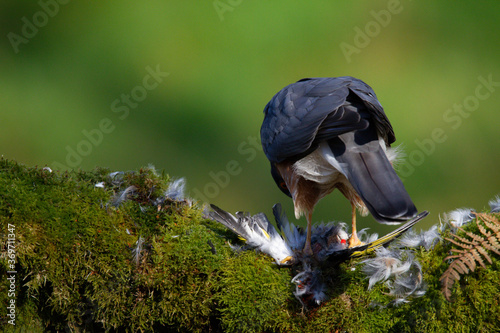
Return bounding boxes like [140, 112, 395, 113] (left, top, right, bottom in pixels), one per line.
[280, 255, 295, 265]
[348, 234, 365, 248]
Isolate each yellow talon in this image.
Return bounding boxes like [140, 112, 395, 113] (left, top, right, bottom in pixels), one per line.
[280, 256, 294, 265]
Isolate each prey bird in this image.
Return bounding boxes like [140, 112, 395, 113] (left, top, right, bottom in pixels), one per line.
[208, 203, 428, 266]
[209, 204, 428, 307]
[260, 77, 418, 255]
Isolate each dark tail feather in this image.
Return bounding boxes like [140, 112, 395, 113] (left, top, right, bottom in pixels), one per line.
[208, 204, 250, 238]
[328, 141, 418, 224]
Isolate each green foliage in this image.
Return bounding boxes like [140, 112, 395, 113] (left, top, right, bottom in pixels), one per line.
[1, 158, 500, 332]
[441, 213, 500, 301]
[217, 251, 294, 333]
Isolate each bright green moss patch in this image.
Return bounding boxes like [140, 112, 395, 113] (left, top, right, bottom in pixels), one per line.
[1, 158, 499, 332]
[217, 251, 294, 333]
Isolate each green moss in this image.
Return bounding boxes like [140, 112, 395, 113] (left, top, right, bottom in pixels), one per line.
[217, 251, 294, 333]
[1, 157, 499, 332]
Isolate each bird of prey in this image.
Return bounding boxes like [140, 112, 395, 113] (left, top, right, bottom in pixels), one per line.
[260, 77, 418, 255]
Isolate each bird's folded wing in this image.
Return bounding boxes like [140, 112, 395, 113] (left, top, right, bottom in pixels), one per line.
[208, 204, 295, 265]
[209, 204, 252, 240]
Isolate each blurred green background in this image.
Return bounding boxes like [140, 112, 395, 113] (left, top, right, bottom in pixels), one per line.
[1, 1, 499, 233]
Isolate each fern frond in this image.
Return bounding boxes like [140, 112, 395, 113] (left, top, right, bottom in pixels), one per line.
[440, 213, 500, 301]
[479, 213, 500, 230]
[476, 223, 491, 238]
[454, 259, 470, 274]
[448, 249, 466, 255]
[470, 248, 486, 268]
[483, 239, 500, 255]
[475, 246, 492, 264]
[483, 241, 500, 256]
[446, 228, 478, 246]
[440, 274, 453, 301]
[445, 236, 474, 249]
[462, 253, 477, 272]
[464, 229, 487, 243]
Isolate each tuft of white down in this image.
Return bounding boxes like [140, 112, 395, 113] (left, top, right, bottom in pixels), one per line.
[239, 214, 294, 265]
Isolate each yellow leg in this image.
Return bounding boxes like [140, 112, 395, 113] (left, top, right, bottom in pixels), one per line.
[303, 211, 314, 256]
[348, 202, 364, 248]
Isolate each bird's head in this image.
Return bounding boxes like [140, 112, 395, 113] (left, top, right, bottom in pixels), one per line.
[271, 163, 292, 198]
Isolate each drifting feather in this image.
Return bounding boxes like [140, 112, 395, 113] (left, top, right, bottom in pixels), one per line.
[108, 171, 124, 186]
[165, 178, 186, 201]
[387, 258, 426, 298]
[391, 298, 410, 306]
[361, 248, 411, 289]
[489, 195, 500, 213]
[111, 185, 137, 206]
[131, 236, 145, 265]
[95, 182, 105, 188]
[445, 208, 475, 228]
[396, 225, 440, 251]
[362, 246, 426, 304]
[357, 228, 379, 244]
[146, 164, 159, 176]
[386, 144, 405, 169]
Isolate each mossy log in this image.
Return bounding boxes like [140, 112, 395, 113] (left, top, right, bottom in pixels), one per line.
[1, 158, 499, 332]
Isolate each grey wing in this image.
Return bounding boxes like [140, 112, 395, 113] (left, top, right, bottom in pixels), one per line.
[260, 76, 394, 163]
[252, 212, 281, 239]
[209, 205, 277, 241]
[209, 205, 250, 239]
[347, 78, 395, 144]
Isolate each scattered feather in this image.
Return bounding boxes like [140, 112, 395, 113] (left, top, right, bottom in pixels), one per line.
[165, 178, 186, 201]
[445, 208, 475, 228]
[111, 186, 137, 207]
[361, 248, 411, 289]
[131, 236, 145, 265]
[211, 204, 429, 308]
[207, 240, 217, 254]
[387, 258, 425, 298]
[386, 144, 405, 168]
[108, 171, 124, 186]
[362, 247, 426, 303]
[95, 182, 105, 188]
[397, 225, 441, 250]
[146, 164, 158, 176]
[391, 297, 410, 306]
[357, 228, 379, 244]
[489, 195, 500, 213]
[42, 166, 52, 172]
[228, 242, 246, 253]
